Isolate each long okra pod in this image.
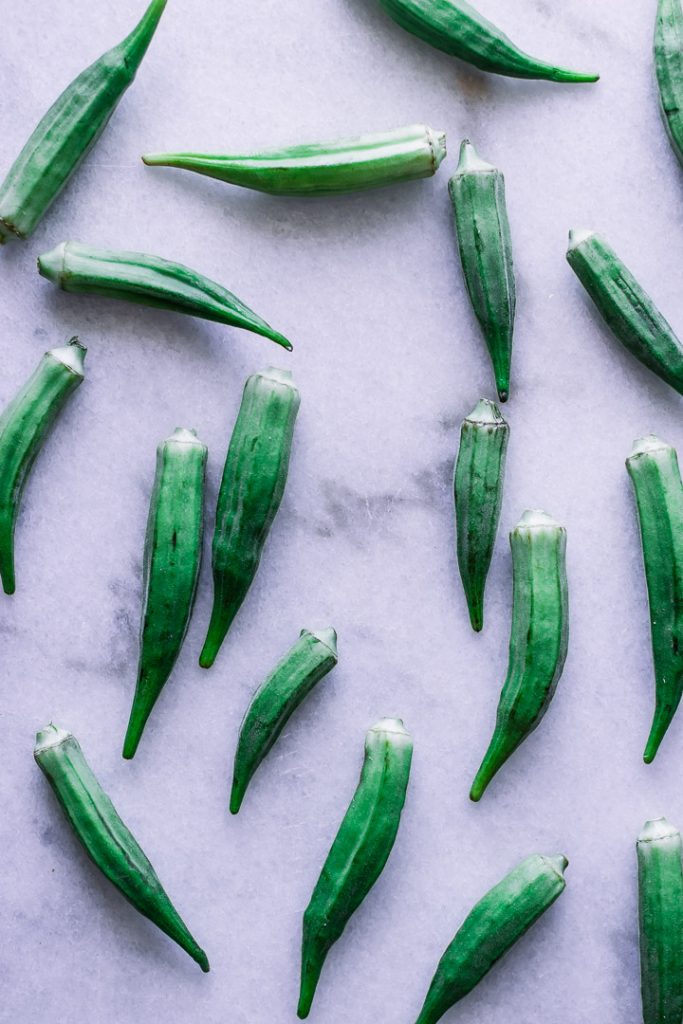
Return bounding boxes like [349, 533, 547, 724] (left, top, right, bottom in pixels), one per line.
[638, 818, 683, 1024]
[123, 428, 207, 759]
[453, 398, 509, 632]
[0, 0, 165, 244]
[626, 436, 683, 763]
[655, 0, 683, 168]
[199, 368, 300, 668]
[0, 338, 86, 595]
[414, 853, 568, 1024]
[230, 627, 338, 813]
[38, 242, 292, 350]
[34, 724, 209, 971]
[470, 509, 568, 801]
[298, 719, 413, 1018]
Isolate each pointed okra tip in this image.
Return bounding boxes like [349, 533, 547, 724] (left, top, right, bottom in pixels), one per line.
[567, 228, 596, 254]
[50, 336, 87, 376]
[167, 426, 203, 445]
[37, 241, 68, 284]
[455, 139, 496, 176]
[34, 723, 71, 756]
[544, 853, 569, 878]
[638, 817, 680, 843]
[307, 627, 338, 658]
[464, 397, 506, 426]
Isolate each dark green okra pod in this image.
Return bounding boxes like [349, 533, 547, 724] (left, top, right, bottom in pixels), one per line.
[638, 818, 683, 1024]
[230, 627, 338, 814]
[470, 509, 568, 801]
[655, 0, 683, 168]
[200, 368, 300, 668]
[0, 338, 86, 595]
[0, 0, 165, 244]
[414, 853, 568, 1024]
[34, 724, 209, 971]
[626, 436, 683, 764]
[453, 398, 509, 632]
[123, 428, 207, 759]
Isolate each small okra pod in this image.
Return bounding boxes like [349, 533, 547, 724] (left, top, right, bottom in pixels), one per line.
[453, 398, 509, 632]
[0, 0, 165, 244]
[34, 724, 209, 972]
[123, 428, 208, 759]
[0, 337, 86, 595]
[38, 241, 292, 351]
[638, 818, 683, 1024]
[566, 230, 683, 396]
[414, 853, 568, 1024]
[199, 368, 300, 669]
[655, 0, 683, 169]
[626, 436, 683, 764]
[298, 718, 413, 1019]
[143, 124, 447, 196]
[470, 510, 568, 801]
[230, 627, 338, 814]
[449, 142, 516, 403]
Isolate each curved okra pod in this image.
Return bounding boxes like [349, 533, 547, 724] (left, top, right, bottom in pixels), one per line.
[449, 142, 516, 402]
[470, 510, 568, 801]
[626, 436, 683, 763]
[638, 818, 683, 1024]
[34, 724, 209, 971]
[123, 429, 207, 759]
[453, 398, 509, 632]
[0, 338, 86, 595]
[298, 719, 413, 1018]
[200, 368, 300, 668]
[0, 0, 165, 244]
[38, 242, 292, 351]
[143, 124, 447, 195]
[230, 627, 338, 813]
[566, 230, 683, 395]
[374, 0, 598, 82]
[414, 853, 568, 1024]
[655, 0, 683, 168]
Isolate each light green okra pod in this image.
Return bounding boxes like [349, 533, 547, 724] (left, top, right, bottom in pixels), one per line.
[297, 719, 413, 1018]
[0, 338, 86, 595]
[627, 436, 683, 764]
[470, 509, 568, 801]
[34, 724, 209, 972]
[414, 853, 568, 1024]
[0, 0, 165, 244]
[123, 428, 207, 759]
[453, 398, 509, 632]
[38, 241, 292, 351]
[655, 0, 683, 168]
[200, 368, 300, 668]
[230, 627, 338, 814]
[143, 124, 447, 195]
[449, 141, 516, 403]
[638, 818, 683, 1024]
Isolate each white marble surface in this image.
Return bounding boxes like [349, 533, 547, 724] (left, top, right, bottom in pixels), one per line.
[1, 0, 682, 1020]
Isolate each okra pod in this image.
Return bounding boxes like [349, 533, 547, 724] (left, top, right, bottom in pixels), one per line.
[38, 241, 292, 350]
[34, 724, 209, 971]
[454, 398, 509, 632]
[123, 428, 207, 759]
[199, 368, 300, 668]
[449, 141, 516, 403]
[414, 853, 568, 1024]
[375, 0, 598, 82]
[470, 509, 568, 801]
[566, 230, 683, 396]
[0, 0, 165, 244]
[0, 337, 86, 595]
[626, 436, 683, 763]
[298, 718, 413, 1018]
[655, 0, 683, 168]
[638, 818, 683, 1024]
[230, 627, 338, 814]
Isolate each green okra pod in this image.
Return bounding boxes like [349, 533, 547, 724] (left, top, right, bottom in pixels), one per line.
[200, 368, 300, 668]
[470, 509, 568, 801]
[0, 337, 86, 595]
[230, 627, 338, 814]
[143, 124, 447, 195]
[0, 0, 165, 244]
[449, 141, 516, 403]
[414, 853, 568, 1024]
[655, 0, 683, 168]
[298, 718, 413, 1019]
[638, 818, 683, 1024]
[626, 436, 683, 764]
[34, 724, 209, 972]
[567, 230, 683, 396]
[123, 428, 207, 759]
[38, 241, 292, 350]
[454, 398, 509, 632]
